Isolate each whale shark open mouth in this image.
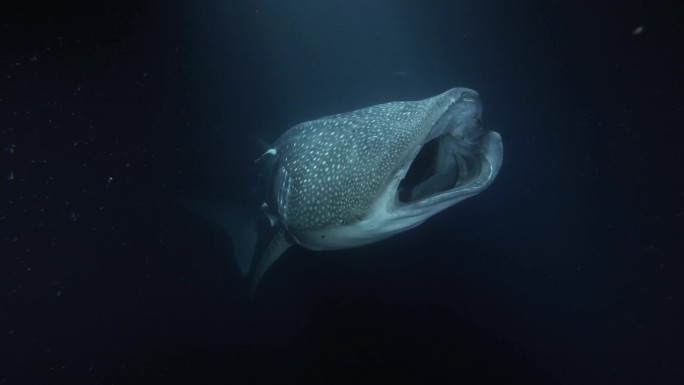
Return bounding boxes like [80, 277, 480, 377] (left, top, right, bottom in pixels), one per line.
[397, 133, 485, 203]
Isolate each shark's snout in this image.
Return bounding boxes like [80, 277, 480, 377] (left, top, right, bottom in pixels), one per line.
[428, 90, 484, 144]
[449, 90, 484, 145]
[459, 90, 481, 105]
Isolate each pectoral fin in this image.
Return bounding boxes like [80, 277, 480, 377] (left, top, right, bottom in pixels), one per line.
[251, 229, 292, 295]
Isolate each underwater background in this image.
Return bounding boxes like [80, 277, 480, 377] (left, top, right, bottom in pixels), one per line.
[2, 1, 682, 384]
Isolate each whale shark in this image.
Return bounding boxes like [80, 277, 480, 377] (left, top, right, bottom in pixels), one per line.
[208, 87, 503, 293]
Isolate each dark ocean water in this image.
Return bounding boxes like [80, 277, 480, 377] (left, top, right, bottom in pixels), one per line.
[2, 1, 682, 384]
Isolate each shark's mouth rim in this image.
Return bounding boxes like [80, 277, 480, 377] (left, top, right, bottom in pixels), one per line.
[392, 88, 503, 210]
[396, 131, 490, 205]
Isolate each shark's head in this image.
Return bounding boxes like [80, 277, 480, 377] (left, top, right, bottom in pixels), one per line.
[269, 88, 503, 251]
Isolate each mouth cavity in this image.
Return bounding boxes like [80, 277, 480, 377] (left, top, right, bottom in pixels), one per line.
[397, 133, 483, 203]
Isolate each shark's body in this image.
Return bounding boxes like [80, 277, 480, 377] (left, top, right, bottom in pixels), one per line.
[231, 88, 503, 292]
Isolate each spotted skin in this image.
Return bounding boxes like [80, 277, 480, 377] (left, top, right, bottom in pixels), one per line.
[273, 90, 458, 231]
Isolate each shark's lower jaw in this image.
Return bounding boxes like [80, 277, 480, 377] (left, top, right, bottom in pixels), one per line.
[395, 129, 502, 210]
